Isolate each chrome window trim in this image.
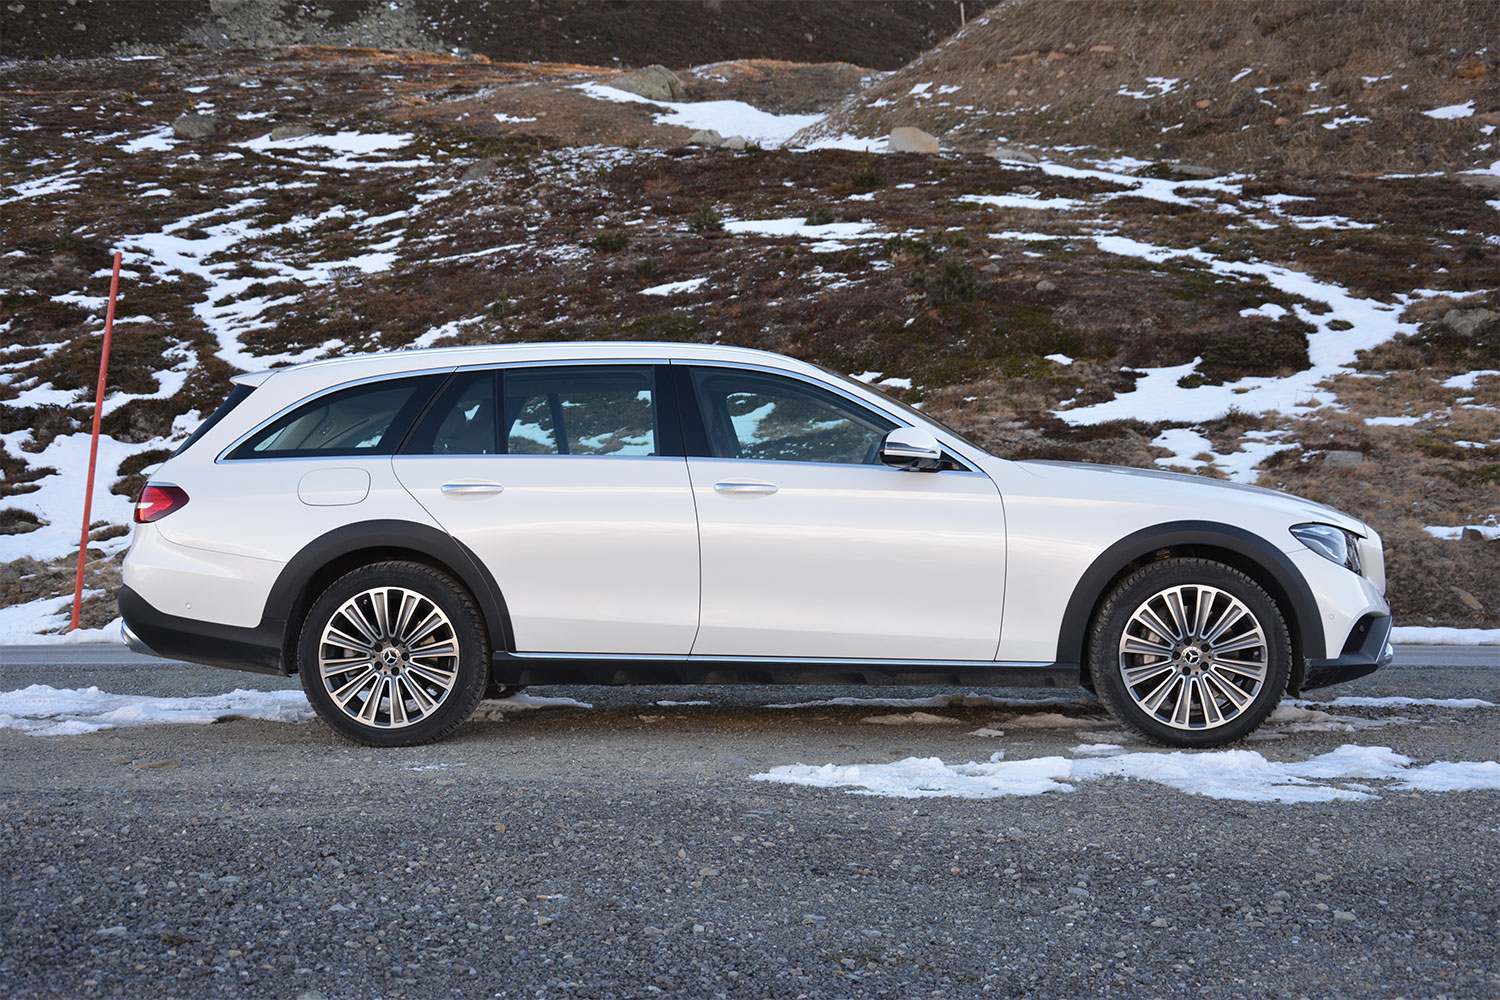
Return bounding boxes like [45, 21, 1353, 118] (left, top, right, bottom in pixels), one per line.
[674, 358, 987, 473]
[215, 366, 458, 463]
[454, 358, 665, 372]
[391, 453, 685, 463]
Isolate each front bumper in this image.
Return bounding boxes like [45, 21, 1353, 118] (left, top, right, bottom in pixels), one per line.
[1300, 613, 1394, 691]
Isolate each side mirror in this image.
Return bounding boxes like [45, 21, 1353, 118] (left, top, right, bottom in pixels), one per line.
[880, 426, 944, 471]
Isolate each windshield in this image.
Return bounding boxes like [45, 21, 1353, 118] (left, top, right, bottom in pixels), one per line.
[810, 364, 992, 456]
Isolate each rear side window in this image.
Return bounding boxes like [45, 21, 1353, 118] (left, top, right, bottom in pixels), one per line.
[173, 383, 255, 457]
[502, 366, 658, 456]
[403, 370, 499, 456]
[225, 375, 442, 460]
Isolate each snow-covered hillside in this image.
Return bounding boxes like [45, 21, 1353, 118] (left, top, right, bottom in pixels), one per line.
[1, 40, 1496, 639]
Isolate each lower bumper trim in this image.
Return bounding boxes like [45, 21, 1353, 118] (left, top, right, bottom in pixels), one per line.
[1301, 613, 1393, 691]
[117, 586, 287, 675]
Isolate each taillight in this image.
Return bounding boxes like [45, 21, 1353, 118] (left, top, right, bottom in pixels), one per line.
[135, 484, 189, 523]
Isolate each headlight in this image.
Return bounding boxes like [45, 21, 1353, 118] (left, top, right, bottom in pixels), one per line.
[1291, 523, 1363, 574]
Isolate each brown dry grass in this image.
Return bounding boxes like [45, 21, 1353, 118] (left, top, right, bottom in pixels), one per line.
[1, 42, 1496, 629]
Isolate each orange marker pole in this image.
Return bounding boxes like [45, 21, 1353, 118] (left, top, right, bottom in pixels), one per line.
[70, 251, 122, 632]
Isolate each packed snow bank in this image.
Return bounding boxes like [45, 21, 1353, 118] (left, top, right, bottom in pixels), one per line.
[752, 744, 1500, 802]
[0, 684, 314, 736]
[1390, 627, 1500, 646]
[0, 686, 592, 736]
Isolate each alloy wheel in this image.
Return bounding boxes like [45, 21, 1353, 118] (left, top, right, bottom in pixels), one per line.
[316, 586, 460, 730]
[1116, 583, 1269, 731]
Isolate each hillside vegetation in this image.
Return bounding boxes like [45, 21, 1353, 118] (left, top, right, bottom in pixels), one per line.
[798, 0, 1500, 175]
[0, 4, 1496, 636]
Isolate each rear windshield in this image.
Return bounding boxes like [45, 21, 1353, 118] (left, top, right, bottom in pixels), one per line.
[172, 384, 256, 457]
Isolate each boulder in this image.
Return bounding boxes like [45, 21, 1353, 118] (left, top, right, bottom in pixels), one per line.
[888, 127, 940, 154]
[460, 158, 498, 182]
[985, 144, 1038, 163]
[1443, 308, 1498, 337]
[1170, 163, 1220, 178]
[171, 113, 220, 139]
[686, 129, 723, 146]
[1322, 450, 1365, 469]
[722, 135, 747, 150]
[269, 122, 316, 141]
[609, 64, 685, 103]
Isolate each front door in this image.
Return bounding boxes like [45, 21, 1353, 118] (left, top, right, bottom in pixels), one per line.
[392, 364, 699, 655]
[682, 365, 1007, 661]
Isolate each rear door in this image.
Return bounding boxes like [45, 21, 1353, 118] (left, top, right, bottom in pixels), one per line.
[392, 363, 700, 655]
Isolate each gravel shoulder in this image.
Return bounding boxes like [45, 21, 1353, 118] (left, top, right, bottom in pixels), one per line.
[2, 661, 1497, 999]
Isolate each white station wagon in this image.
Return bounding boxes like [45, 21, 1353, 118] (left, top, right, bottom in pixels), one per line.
[121, 342, 1393, 746]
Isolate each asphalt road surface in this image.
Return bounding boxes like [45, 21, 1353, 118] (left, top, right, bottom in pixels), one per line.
[1, 646, 1496, 999]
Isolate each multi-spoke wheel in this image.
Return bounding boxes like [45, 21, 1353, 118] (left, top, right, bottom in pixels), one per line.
[298, 562, 488, 746]
[1089, 558, 1290, 747]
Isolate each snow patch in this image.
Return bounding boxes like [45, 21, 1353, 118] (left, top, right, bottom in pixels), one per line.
[0, 684, 314, 736]
[1423, 101, 1476, 120]
[1389, 627, 1500, 646]
[752, 744, 1500, 802]
[640, 277, 708, 296]
[575, 83, 821, 146]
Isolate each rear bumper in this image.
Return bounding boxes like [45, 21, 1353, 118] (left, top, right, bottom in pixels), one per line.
[117, 585, 288, 675]
[1301, 613, 1394, 691]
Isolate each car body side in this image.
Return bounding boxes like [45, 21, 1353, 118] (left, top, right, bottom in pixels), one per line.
[120, 341, 1391, 693]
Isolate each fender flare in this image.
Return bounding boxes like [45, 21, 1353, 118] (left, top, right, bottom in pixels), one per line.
[1055, 520, 1323, 670]
[264, 520, 513, 663]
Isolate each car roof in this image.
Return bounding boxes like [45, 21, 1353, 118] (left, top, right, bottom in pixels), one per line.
[236, 341, 821, 386]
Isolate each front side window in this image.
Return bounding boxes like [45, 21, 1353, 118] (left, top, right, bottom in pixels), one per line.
[690, 368, 894, 465]
[502, 366, 658, 456]
[227, 375, 440, 459]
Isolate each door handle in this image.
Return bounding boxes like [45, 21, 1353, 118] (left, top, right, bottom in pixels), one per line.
[441, 480, 504, 496]
[713, 480, 778, 495]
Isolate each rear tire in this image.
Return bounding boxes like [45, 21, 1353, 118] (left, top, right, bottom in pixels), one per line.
[297, 561, 488, 747]
[1088, 558, 1290, 748]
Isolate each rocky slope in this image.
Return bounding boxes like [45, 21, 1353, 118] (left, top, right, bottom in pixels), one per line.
[1, 0, 988, 70]
[796, 0, 1500, 175]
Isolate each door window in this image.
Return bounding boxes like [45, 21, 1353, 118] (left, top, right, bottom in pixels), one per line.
[226, 375, 441, 459]
[690, 369, 894, 465]
[502, 366, 659, 456]
[404, 371, 498, 455]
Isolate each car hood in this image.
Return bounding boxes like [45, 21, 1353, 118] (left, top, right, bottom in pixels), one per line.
[1010, 460, 1369, 535]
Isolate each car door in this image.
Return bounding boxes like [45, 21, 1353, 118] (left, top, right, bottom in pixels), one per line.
[680, 364, 1007, 661]
[391, 363, 699, 655]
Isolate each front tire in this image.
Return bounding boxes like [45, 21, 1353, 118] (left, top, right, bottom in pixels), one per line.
[1088, 558, 1291, 747]
[297, 561, 488, 747]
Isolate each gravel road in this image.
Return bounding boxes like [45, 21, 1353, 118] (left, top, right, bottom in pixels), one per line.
[1, 651, 1496, 1000]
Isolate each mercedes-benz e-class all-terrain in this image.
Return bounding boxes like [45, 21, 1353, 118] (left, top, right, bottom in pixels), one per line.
[120, 342, 1393, 746]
